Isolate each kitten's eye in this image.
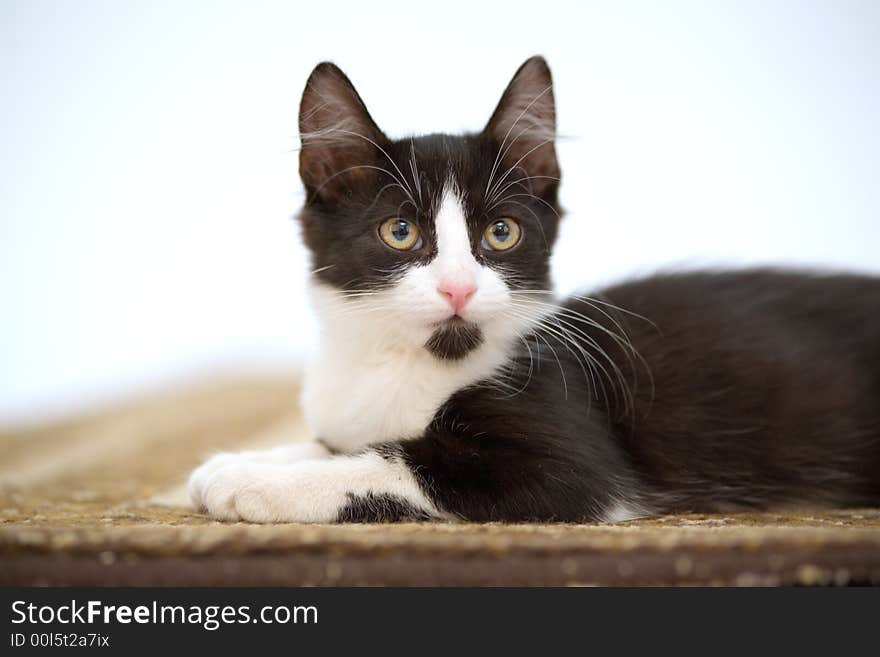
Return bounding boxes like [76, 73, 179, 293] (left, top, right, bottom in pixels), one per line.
[482, 218, 522, 251]
[379, 218, 422, 251]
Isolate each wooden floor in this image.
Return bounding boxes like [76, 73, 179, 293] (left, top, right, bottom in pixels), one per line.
[2, 376, 879, 586]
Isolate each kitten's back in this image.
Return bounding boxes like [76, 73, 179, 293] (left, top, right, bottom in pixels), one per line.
[585, 269, 880, 511]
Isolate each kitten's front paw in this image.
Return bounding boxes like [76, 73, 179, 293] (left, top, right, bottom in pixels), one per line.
[188, 443, 329, 515]
[188, 453, 241, 513]
[189, 450, 436, 524]
[197, 462, 293, 523]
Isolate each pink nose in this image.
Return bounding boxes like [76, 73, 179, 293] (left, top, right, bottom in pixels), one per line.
[438, 279, 477, 315]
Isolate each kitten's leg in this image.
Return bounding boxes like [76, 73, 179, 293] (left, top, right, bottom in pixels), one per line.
[194, 418, 643, 523]
[189, 442, 331, 513]
[195, 447, 447, 523]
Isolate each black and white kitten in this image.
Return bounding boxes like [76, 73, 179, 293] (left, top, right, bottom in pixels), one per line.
[189, 57, 880, 523]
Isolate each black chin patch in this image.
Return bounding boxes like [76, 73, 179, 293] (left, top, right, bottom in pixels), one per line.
[425, 321, 484, 360]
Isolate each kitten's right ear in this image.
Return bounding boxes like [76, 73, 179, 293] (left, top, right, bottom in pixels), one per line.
[483, 56, 559, 198]
[298, 62, 387, 203]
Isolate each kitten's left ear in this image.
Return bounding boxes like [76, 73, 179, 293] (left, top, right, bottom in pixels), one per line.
[298, 62, 388, 204]
[483, 56, 559, 198]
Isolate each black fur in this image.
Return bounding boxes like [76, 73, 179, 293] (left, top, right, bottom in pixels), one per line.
[337, 493, 431, 522]
[424, 319, 484, 360]
[297, 57, 880, 522]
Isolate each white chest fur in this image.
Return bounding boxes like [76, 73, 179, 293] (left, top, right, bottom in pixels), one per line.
[302, 330, 510, 452]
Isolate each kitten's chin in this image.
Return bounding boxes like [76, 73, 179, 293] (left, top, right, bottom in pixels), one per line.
[424, 318, 484, 361]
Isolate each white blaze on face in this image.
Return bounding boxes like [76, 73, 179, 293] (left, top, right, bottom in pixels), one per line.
[400, 182, 508, 325]
[432, 185, 479, 306]
[427, 186, 483, 318]
[374, 183, 490, 329]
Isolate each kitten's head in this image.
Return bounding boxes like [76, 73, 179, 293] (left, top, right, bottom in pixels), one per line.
[298, 57, 561, 361]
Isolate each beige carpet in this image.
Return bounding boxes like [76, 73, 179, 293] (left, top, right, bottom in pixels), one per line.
[2, 376, 879, 586]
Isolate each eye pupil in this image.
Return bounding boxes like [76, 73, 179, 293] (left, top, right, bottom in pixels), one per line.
[482, 217, 521, 251]
[492, 221, 510, 242]
[391, 220, 410, 242]
[379, 217, 421, 250]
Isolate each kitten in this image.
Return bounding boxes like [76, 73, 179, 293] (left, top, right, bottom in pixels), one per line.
[189, 57, 880, 523]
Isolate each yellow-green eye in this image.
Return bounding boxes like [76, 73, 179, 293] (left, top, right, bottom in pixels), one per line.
[482, 218, 521, 251]
[379, 217, 422, 250]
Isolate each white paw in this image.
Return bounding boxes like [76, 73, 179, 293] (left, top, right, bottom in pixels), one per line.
[188, 442, 329, 515]
[197, 462, 295, 523]
[188, 449, 437, 524]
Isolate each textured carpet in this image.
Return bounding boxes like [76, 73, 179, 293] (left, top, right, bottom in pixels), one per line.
[2, 376, 879, 586]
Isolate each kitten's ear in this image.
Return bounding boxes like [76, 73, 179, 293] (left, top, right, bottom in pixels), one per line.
[483, 56, 559, 198]
[298, 62, 387, 203]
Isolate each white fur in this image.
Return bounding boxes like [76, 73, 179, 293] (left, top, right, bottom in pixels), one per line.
[302, 184, 539, 452]
[601, 500, 650, 523]
[189, 450, 445, 523]
[188, 442, 331, 507]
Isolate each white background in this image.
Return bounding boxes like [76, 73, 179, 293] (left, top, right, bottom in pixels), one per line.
[2, 1, 878, 424]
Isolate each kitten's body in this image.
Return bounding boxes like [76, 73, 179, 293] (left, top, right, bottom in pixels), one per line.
[390, 270, 880, 521]
[189, 58, 880, 523]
